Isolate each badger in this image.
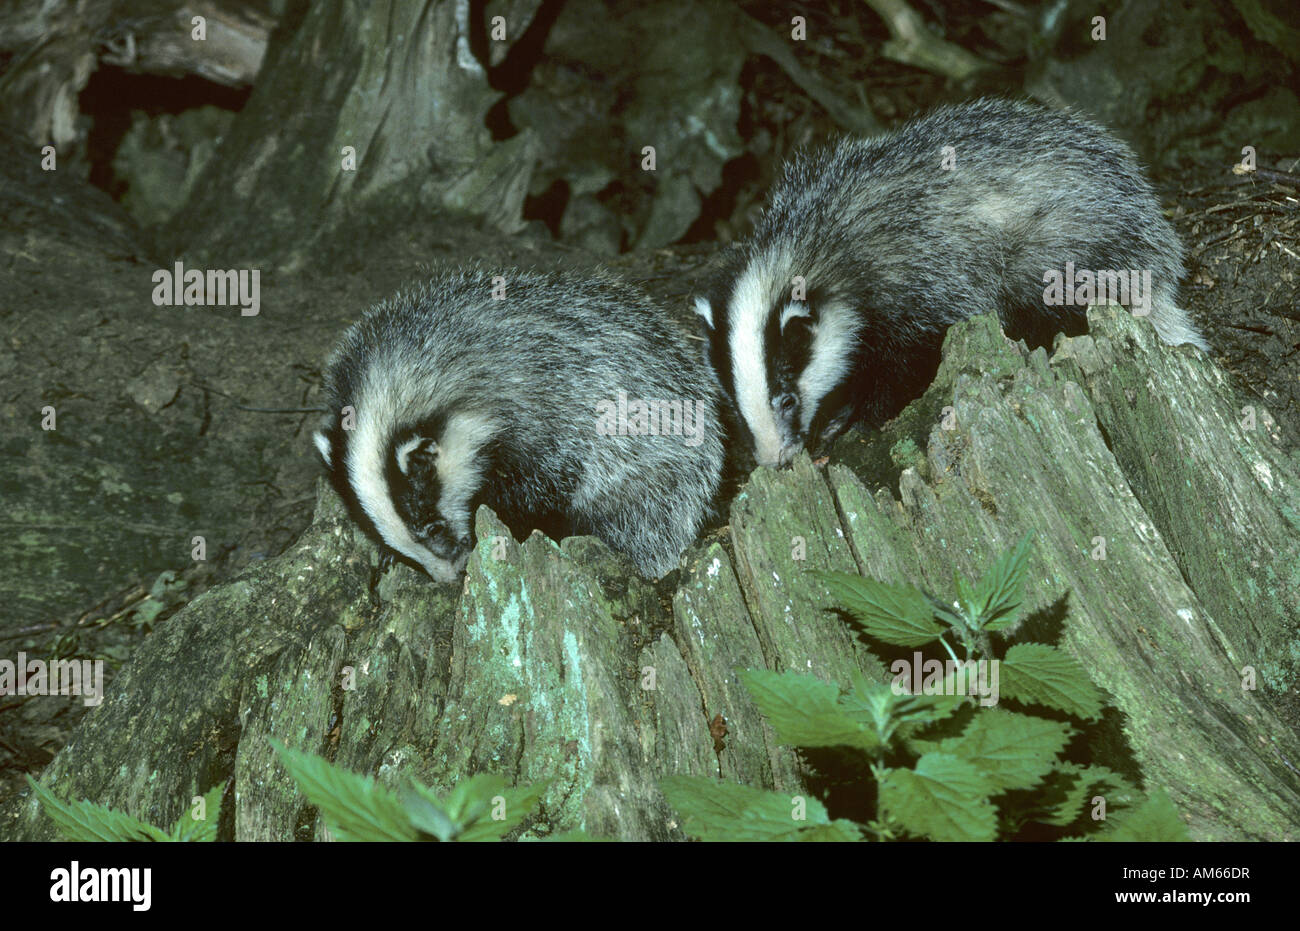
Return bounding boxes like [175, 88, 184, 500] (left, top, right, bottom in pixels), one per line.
[694, 97, 1209, 469]
[314, 267, 724, 581]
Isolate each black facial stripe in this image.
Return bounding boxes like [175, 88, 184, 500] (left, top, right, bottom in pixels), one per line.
[763, 307, 788, 397]
[324, 420, 346, 476]
[386, 412, 450, 527]
[768, 290, 822, 399]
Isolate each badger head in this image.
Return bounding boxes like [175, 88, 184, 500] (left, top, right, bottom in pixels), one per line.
[314, 410, 496, 582]
[694, 266, 860, 469]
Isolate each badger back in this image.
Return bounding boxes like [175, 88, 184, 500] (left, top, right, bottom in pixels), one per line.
[695, 98, 1206, 469]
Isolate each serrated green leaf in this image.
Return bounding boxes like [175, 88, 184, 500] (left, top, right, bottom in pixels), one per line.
[797, 820, 865, 842]
[272, 741, 418, 841]
[953, 572, 979, 628]
[438, 773, 500, 826]
[26, 775, 168, 842]
[1000, 643, 1104, 720]
[811, 570, 946, 647]
[938, 709, 1072, 792]
[661, 776, 832, 842]
[450, 779, 548, 842]
[740, 669, 879, 750]
[401, 785, 461, 841]
[877, 753, 998, 841]
[973, 533, 1033, 631]
[1095, 788, 1189, 841]
[1038, 763, 1136, 828]
[844, 675, 967, 745]
[169, 783, 224, 842]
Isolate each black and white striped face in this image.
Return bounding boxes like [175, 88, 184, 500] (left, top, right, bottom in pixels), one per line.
[695, 268, 860, 469]
[314, 411, 496, 582]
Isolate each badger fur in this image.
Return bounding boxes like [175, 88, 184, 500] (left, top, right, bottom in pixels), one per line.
[315, 267, 724, 581]
[694, 97, 1209, 469]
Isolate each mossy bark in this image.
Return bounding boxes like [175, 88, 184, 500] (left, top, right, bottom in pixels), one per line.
[12, 309, 1300, 842]
[170, 0, 536, 266]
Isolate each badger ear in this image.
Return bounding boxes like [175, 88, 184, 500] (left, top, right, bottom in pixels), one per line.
[692, 295, 715, 330]
[313, 430, 332, 468]
[395, 436, 438, 475]
[779, 302, 813, 332]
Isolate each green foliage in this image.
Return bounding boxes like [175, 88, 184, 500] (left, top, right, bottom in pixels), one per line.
[664, 535, 1188, 842]
[1031, 762, 1137, 828]
[878, 753, 998, 841]
[999, 643, 1104, 721]
[27, 775, 222, 841]
[271, 741, 548, 841]
[1094, 787, 1188, 841]
[812, 574, 944, 646]
[741, 668, 964, 753]
[29, 748, 551, 843]
[167, 784, 225, 841]
[660, 776, 861, 842]
[971, 533, 1033, 631]
[936, 709, 1072, 793]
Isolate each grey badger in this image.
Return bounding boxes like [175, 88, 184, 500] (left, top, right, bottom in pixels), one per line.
[694, 97, 1209, 469]
[314, 268, 724, 581]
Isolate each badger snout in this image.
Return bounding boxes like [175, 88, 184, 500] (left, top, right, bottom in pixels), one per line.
[754, 392, 805, 468]
[417, 536, 473, 582]
[425, 531, 472, 562]
[754, 438, 805, 470]
[412, 521, 474, 581]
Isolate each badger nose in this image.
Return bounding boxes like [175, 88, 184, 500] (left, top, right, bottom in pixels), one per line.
[457, 533, 472, 549]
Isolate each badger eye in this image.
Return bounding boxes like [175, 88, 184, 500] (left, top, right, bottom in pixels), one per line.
[418, 519, 448, 539]
[775, 393, 799, 416]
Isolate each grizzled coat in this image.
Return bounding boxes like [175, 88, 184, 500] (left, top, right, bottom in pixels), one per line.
[315, 268, 724, 580]
[695, 97, 1207, 469]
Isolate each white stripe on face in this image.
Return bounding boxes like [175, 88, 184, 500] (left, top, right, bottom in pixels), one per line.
[345, 375, 475, 583]
[433, 411, 499, 530]
[797, 300, 859, 434]
[348, 407, 445, 575]
[729, 265, 786, 468]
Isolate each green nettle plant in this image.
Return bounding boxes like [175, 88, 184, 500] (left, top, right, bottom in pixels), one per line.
[28, 742, 554, 842]
[26, 778, 224, 842]
[269, 742, 552, 841]
[662, 534, 1189, 842]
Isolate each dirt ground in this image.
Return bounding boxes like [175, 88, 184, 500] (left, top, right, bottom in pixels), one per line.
[2, 1, 1298, 812]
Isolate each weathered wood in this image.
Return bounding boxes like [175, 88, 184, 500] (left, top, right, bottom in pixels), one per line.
[98, 2, 273, 88]
[826, 312, 1300, 840]
[0, 0, 270, 154]
[170, 0, 537, 265]
[672, 544, 805, 792]
[1053, 303, 1300, 691]
[10, 311, 1300, 842]
[7, 492, 376, 840]
[729, 457, 891, 688]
